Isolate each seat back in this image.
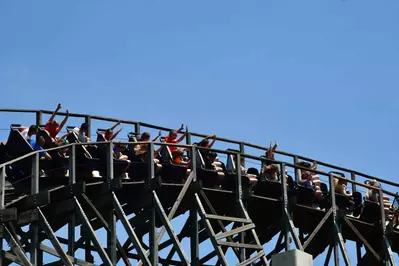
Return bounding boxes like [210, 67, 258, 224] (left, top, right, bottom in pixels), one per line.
[96, 131, 106, 142]
[226, 154, 236, 173]
[159, 146, 173, 164]
[361, 199, 381, 224]
[329, 171, 345, 177]
[37, 129, 54, 149]
[66, 126, 75, 132]
[296, 185, 315, 206]
[393, 194, 399, 211]
[195, 150, 206, 168]
[66, 131, 93, 159]
[6, 129, 34, 159]
[127, 132, 138, 152]
[10, 124, 23, 130]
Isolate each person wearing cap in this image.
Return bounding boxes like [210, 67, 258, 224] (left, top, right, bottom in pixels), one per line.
[45, 103, 69, 139]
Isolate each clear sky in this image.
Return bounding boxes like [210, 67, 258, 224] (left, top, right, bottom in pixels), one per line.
[1, 0, 399, 265]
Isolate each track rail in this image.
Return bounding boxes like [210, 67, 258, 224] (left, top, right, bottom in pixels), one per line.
[0, 108, 397, 189]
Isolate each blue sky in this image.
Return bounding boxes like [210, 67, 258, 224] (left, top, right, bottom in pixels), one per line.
[1, 0, 399, 265]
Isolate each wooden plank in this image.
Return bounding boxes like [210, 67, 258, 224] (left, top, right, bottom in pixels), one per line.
[217, 241, 263, 250]
[4, 226, 32, 266]
[49, 183, 85, 202]
[215, 224, 255, 240]
[236, 250, 265, 266]
[136, 171, 195, 266]
[38, 208, 73, 266]
[3, 250, 20, 264]
[0, 208, 17, 222]
[205, 214, 251, 224]
[14, 191, 50, 211]
[343, 217, 380, 262]
[17, 209, 38, 225]
[153, 191, 190, 265]
[49, 198, 75, 216]
[303, 208, 332, 250]
[40, 244, 96, 266]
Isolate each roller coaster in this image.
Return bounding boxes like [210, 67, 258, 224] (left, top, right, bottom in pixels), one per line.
[0, 108, 398, 266]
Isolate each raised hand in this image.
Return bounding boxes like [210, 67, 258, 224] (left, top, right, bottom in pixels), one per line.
[57, 103, 62, 110]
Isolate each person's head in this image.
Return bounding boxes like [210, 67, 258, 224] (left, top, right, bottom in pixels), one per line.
[80, 123, 89, 134]
[269, 164, 279, 174]
[208, 151, 217, 162]
[28, 125, 38, 136]
[297, 161, 311, 168]
[51, 120, 60, 128]
[199, 139, 209, 147]
[115, 143, 126, 152]
[169, 130, 177, 140]
[297, 161, 313, 177]
[36, 136, 45, 147]
[104, 129, 113, 140]
[172, 148, 184, 159]
[367, 179, 381, 191]
[337, 178, 347, 186]
[141, 132, 150, 141]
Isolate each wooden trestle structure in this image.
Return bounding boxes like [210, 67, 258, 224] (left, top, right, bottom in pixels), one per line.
[0, 108, 398, 266]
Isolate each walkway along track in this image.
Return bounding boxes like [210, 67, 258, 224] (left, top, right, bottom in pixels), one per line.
[0, 109, 398, 266]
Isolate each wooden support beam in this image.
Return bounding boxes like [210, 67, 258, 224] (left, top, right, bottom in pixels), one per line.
[236, 250, 265, 266]
[205, 214, 252, 224]
[0, 208, 17, 223]
[215, 224, 255, 241]
[14, 191, 50, 212]
[40, 244, 96, 266]
[217, 241, 263, 250]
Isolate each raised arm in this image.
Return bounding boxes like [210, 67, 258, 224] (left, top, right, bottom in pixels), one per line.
[267, 141, 274, 160]
[152, 131, 162, 142]
[272, 141, 278, 152]
[111, 128, 123, 141]
[57, 110, 69, 134]
[43, 152, 52, 160]
[176, 124, 184, 134]
[48, 103, 62, 123]
[176, 126, 188, 143]
[207, 134, 217, 148]
[109, 121, 121, 131]
[59, 131, 72, 140]
[311, 161, 318, 170]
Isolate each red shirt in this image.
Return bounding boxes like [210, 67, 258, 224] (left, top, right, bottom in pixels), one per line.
[45, 122, 59, 138]
[165, 136, 177, 152]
